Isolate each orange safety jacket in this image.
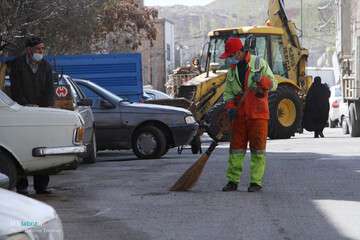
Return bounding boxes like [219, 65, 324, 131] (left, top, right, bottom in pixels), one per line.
[224, 53, 277, 120]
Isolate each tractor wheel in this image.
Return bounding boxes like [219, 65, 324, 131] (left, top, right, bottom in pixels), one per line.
[268, 85, 302, 139]
[204, 101, 231, 142]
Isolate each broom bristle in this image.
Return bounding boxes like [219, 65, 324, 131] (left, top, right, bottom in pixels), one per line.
[169, 154, 209, 191]
[170, 141, 218, 191]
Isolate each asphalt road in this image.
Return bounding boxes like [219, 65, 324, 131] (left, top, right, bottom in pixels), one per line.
[33, 128, 360, 240]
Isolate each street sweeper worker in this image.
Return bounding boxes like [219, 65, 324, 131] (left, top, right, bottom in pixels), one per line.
[220, 37, 277, 192]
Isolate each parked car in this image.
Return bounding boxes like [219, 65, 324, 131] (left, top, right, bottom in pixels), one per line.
[55, 75, 96, 163]
[143, 88, 173, 100]
[0, 187, 64, 240]
[0, 89, 86, 189]
[0, 173, 9, 189]
[3, 75, 96, 164]
[329, 85, 348, 128]
[74, 79, 199, 159]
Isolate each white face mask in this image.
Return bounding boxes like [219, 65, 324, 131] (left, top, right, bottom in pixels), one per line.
[227, 56, 239, 65]
[32, 53, 44, 62]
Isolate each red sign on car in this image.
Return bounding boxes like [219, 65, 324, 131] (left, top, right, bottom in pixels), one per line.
[55, 86, 69, 97]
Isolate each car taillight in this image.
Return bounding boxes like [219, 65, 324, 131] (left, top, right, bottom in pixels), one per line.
[73, 127, 85, 145]
[332, 100, 339, 108]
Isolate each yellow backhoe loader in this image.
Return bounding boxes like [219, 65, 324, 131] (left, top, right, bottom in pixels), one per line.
[172, 0, 312, 142]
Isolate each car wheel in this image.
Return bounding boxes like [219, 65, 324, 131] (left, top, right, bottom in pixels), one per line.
[0, 151, 18, 189]
[349, 103, 360, 137]
[329, 118, 339, 128]
[162, 147, 169, 156]
[329, 119, 338, 128]
[342, 117, 350, 135]
[132, 126, 167, 159]
[83, 132, 97, 164]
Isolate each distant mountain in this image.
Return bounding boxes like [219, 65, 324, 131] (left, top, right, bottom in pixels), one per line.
[206, 0, 316, 11]
[156, 0, 334, 65]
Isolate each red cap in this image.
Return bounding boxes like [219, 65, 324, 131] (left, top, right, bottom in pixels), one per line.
[219, 37, 244, 59]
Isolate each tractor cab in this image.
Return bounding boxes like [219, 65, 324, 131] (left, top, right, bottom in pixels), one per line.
[206, 26, 288, 79]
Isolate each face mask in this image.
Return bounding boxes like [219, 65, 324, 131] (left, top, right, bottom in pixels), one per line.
[227, 56, 239, 65]
[32, 53, 44, 62]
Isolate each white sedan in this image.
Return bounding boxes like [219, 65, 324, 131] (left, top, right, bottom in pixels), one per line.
[0, 89, 86, 189]
[0, 187, 63, 240]
[328, 85, 348, 128]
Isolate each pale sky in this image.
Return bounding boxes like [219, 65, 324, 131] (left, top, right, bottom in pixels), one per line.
[144, 0, 214, 6]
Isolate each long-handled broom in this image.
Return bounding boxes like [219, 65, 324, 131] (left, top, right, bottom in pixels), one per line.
[169, 128, 225, 191]
[169, 91, 248, 191]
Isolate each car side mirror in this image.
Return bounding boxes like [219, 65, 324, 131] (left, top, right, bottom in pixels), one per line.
[100, 99, 114, 109]
[0, 173, 9, 189]
[77, 98, 93, 106]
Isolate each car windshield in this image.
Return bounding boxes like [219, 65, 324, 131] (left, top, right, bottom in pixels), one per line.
[0, 90, 15, 106]
[208, 35, 247, 70]
[207, 34, 288, 77]
[77, 80, 124, 103]
[145, 89, 172, 99]
[143, 91, 153, 100]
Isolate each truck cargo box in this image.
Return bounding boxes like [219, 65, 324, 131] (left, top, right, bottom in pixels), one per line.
[47, 53, 143, 102]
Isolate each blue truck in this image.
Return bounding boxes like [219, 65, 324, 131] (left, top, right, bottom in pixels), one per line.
[47, 53, 143, 102]
[1, 53, 144, 102]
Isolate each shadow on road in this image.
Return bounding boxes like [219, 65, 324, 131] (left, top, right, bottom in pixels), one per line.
[37, 149, 360, 240]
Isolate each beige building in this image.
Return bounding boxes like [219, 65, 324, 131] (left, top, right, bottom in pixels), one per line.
[135, 0, 144, 7]
[140, 18, 175, 92]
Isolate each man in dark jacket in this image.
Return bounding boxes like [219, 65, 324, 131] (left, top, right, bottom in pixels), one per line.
[303, 76, 331, 138]
[9, 36, 54, 194]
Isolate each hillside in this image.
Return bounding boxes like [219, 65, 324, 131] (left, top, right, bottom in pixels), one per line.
[156, 0, 335, 65]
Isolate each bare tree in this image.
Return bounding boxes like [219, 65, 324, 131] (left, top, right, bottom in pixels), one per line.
[0, 0, 158, 55]
[39, 0, 101, 54]
[0, 0, 63, 54]
[93, 0, 158, 52]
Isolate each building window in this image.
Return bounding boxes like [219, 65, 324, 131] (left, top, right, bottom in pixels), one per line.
[167, 44, 171, 61]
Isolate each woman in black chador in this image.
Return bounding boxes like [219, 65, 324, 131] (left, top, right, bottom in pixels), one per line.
[303, 76, 331, 138]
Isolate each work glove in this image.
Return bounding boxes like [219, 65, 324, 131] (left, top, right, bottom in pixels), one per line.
[255, 87, 265, 98]
[227, 108, 237, 121]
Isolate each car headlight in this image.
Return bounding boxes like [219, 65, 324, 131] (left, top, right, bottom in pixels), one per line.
[73, 127, 85, 145]
[6, 216, 64, 240]
[78, 115, 85, 126]
[185, 115, 196, 124]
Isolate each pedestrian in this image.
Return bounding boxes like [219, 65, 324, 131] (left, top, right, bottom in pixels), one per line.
[8, 36, 54, 195]
[220, 37, 277, 192]
[302, 76, 330, 138]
